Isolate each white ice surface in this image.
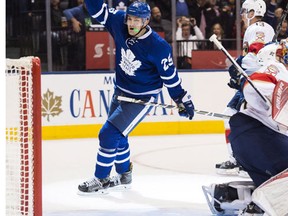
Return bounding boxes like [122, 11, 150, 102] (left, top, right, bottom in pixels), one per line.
[42, 134, 250, 216]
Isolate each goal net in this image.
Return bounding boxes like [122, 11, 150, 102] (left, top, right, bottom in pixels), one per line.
[6, 56, 42, 216]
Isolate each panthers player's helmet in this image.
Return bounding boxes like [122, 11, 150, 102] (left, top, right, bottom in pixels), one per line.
[126, 1, 151, 20]
[241, 0, 266, 17]
[257, 42, 288, 66]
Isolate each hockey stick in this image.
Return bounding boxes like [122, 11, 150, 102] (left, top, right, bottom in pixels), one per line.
[117, 95, 231, 119]
[209, 34, 270, 110]
[273, 3, 288, 42]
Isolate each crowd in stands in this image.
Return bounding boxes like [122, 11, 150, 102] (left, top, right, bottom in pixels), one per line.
[6, 0, 288, 70]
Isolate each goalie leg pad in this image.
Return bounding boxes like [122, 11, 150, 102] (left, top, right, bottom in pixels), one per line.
[252, 168, 288, 216]
[202, 181, 255, 215]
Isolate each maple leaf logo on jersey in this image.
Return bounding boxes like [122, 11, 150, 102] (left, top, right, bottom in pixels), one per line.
[119, 48, 141, 76]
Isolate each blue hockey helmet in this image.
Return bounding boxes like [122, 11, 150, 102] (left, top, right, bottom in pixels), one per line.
[126, 1, 151, 20]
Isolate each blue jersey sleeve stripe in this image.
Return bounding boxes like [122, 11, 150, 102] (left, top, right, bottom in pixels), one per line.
[91, 3, 106, 18]
[160, 68, 177, 80]
[100, 8, 109, 25]
[92, 3, 107, 20]
[164, 78, 181, 88]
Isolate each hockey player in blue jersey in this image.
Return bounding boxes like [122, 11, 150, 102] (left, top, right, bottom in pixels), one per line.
[78, 1, 195, 194]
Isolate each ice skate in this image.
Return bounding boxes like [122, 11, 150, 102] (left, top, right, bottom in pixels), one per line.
[238, 166, 250, 178]
[78, 177, 110, 195]
[215, 160, 240, 175]
[109, 162, 133, 191]
[238, 202, 264, 216]
[203, 181, 255, 216]
[203, 182, 243, 215]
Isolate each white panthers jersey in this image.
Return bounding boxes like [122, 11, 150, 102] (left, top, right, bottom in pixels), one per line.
[241, 61, 288, 135]
[242, 21, 275, 75]
[259, 61, 288, 82]
[243, 21, 275, 48]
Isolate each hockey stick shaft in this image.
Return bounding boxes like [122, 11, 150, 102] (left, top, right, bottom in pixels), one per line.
[209, 34, 269, 109]
[117, 95, 231, 119]
[273, 3, 288, 42]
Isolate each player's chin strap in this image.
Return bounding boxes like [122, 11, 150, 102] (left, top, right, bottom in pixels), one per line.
[130, 16, 150, 37]
[209, 34, 270, 111]
[244, 13, 253, 27]
[132, 24, 148, 37]
[117, 95, 231, 119]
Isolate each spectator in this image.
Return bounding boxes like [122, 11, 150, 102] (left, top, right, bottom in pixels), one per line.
[176, 16, 204, 69]
[147, 0, 172, 20]
[277, 19, 288, 41]
[203, 0, 221, 38]
[207, 22, 226, 50]
[149, 6, 172, 44]
[176, 0, 189, 18]
[263, 0, 278, 30]
[19, 0, 33, 56]
[50, 0, 65, 70]
[64, 0, 90, 34]
[220, 0, 236, 48]
[188, 0, 207, 38]
[68, 0, 82, 8]
[51, 0, 63, 27]
[63, 1, 94, 70]
[278, 0, 288, 11]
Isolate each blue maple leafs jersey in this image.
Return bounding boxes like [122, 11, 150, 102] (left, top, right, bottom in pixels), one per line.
[85, 0, 185, 100]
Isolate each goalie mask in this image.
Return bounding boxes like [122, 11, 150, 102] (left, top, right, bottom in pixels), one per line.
[257, 42, 288, 66]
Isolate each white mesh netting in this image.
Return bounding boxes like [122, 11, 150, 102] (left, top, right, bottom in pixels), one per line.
[6, 57, 35, 216]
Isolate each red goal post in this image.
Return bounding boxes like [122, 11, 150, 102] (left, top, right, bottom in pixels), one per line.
[6, 56, 42, 216]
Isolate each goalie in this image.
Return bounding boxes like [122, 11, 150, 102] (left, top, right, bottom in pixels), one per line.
[216, 0, 275, 177]
[203, 42, 288, 215]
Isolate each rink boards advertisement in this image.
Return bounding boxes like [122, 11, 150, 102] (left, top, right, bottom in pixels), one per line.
[41, 71, 234, 139]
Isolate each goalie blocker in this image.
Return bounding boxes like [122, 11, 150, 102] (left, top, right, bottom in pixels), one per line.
[272, 80, 288, 129]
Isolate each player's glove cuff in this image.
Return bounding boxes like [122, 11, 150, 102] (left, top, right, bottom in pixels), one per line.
[174, 91, 195, 120]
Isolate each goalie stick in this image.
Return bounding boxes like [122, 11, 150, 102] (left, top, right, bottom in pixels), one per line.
[209, 34, 270, 110]
[117, 95, 231, 119]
